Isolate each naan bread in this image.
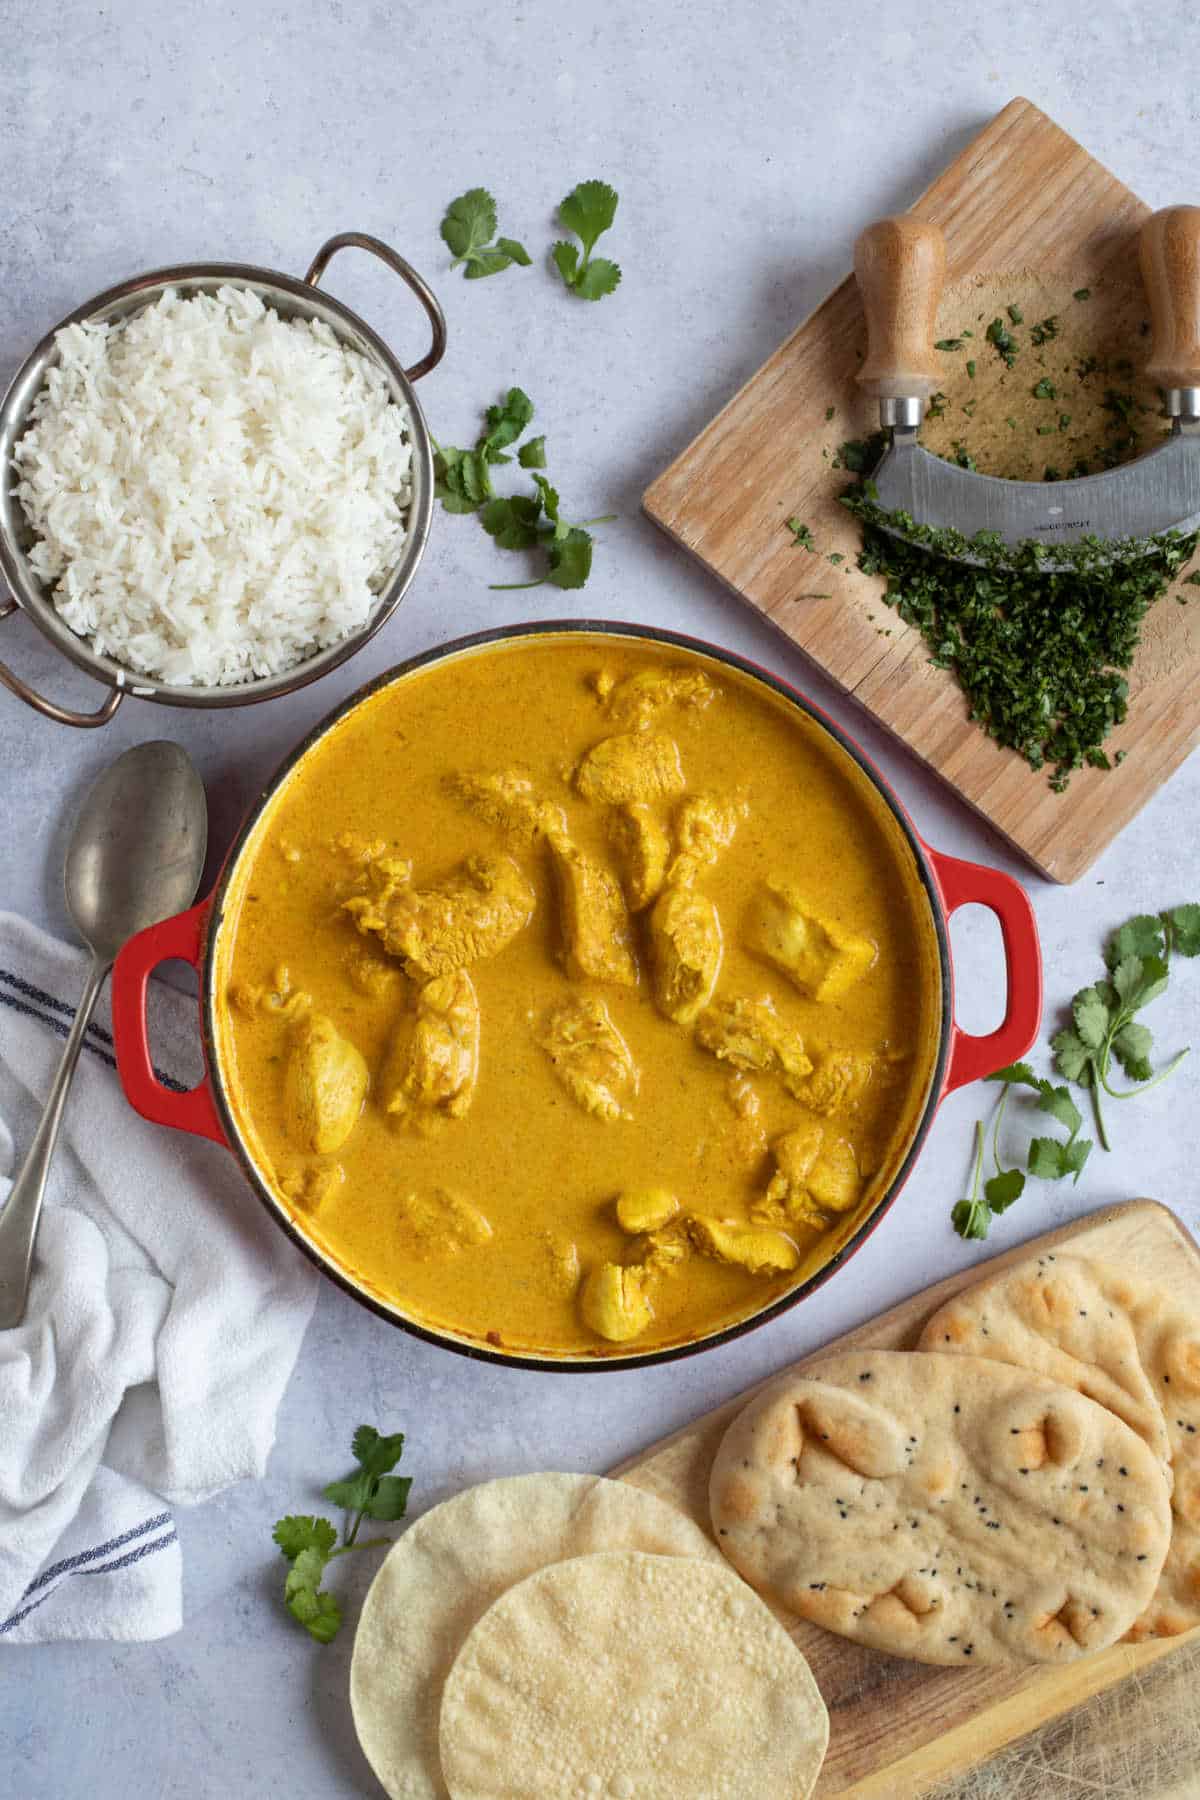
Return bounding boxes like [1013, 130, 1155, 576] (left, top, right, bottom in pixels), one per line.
[918, 1250, 1200, 1638]
[438, 1551, 829, 1800]
[350, 1472, 720, 1800]
[710, 1350, 1171, 1667]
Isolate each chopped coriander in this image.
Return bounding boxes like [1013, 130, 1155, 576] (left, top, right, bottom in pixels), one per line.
[953, 444, 977, 471]
[966, 359, 976, 380]
[1058, 413, 1072, 430]
[786, 518, 817, 550]
[1185, 571, 1200, 586]
[1031, 316, 1060, 345]
[1033, 377, 1057, 400]
[1037, 425, 1055, 436]
[825, 405, 836, 421]
[926, 391, 948, 420]
[1073, 287, 1092, 301]
[985, 317, 1018, 367]
[1007, 303, 1024, 324]
[827, 551, 845, 565]
[935, 338, 965, 352]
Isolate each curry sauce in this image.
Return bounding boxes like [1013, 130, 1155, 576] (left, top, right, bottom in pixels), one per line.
[213, 635, 944, 1357]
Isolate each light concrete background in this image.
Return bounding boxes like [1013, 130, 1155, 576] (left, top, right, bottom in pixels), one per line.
[1, 1, 1198, 1793]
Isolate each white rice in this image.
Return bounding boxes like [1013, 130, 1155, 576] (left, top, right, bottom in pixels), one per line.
[12, 284, 413, 687]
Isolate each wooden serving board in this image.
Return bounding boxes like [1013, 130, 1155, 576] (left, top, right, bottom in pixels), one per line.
[614, 1200, 1200, 1797]
[643, 98, 1200, 885]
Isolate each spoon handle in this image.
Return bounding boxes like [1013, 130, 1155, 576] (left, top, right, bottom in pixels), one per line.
[0, 954, 111, 1329]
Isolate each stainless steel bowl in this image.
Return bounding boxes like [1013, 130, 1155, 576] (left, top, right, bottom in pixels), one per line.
[0, 232, 446, 727]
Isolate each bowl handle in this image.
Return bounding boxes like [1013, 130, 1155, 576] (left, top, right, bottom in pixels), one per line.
[926, 847, 1043, 1093]
[0, 598, 124, 727]
[111, 900, 227, 1144]
[304, 232, 447, 382]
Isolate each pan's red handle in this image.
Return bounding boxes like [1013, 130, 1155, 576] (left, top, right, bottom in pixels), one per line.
[111, 900, 227, 1145]
[926, 847, 1043, 1094]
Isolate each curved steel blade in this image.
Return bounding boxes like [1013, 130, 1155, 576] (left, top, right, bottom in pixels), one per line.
[870, 422, 1200, 569]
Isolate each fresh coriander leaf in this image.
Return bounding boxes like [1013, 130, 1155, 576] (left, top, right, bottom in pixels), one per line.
[322, 1472, 374, 1514]
[1033, 377, 1057, 400]
[1028, 1136, 1069, 1179]
[934, 338, 964, 351]
[985, 1061, 1039, 1086]
[350, 1426, 406, 1479]
[574, 256, 621, 301]
[1051, 1027, 1093, 1085]
[1112, 952, 1148, 1007]
[288, 1586, 342, 1644]
[531, 474, 562, 530]
[518, 436, 547, 469]
[1168, 903, 1200, 957]
[482, 390, 535, 460]
[272, 1515, 337, 1562]
[1073, 986, 1111, 1049]
[786, 519, 817, 550]
[1124, 952, 1169, 1011]
[985, 318, 1018, 366]
[551, 241, 580, 286]
[827, 551, 845, 565]
[1111, 1019, 1154, 1081]
[952, 1197, 990, 1240]
[480, 494, 543, 551]
[1062, 1137, 1092, 1182]
[1106, 913, 1165, 969]
[364, 1475, 413, 1523]
[1035, 1083, 1083, 1138]
[558, 180, 618, 257]
[440, 188, 498, 262]
[984, 1168, 1025, 1212]
[287, 1545, 332, 1596]
[546, 527, 593, 589]
[440, 191, 529, 279]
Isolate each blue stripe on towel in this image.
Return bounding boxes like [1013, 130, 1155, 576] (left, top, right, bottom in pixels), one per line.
[0, 1525, 179, 1636]
[0, 969, 189, 1092]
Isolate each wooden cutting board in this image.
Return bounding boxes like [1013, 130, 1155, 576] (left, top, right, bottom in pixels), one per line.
[614, 1200, 1200, 1797]
[642, 98, 1200, 884]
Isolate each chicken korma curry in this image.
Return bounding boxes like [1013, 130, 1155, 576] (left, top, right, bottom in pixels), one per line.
[213, 635, 943, 1357]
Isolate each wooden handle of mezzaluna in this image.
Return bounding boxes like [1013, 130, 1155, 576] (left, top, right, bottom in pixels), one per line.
[854, 217, 947, 401]
[1140, 206, 1200, 391]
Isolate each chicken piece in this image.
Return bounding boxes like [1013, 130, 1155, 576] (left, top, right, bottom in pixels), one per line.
[344, 852, 535, 978]
[667, 792, 744, 887]
[648, 885, 723, 1025]
[538, 995, 640, 1121]
[719, 1071, 769, 1166]
[277, 1162, 344, 1214]
[797, 1046, 876, 1116]
[379, 969, 480, 1129]
[639, 1223, 690, 1277]
[343, 946, 399, 1000]
[607, 803, 671, 912]
[685, 1215, 801, 1276]
[757, 1123, 861, 1229]
[600, 666, 717, 728]
[579, 1262, 655, 1343]
[283, 1014, 368, 1154]
[549, 837, 639, 986]
[615, 1187, 681, 1234]
[445, 769, 566, 845]
[574, 731, 685, 806]
[231, 963, 311, 1021]
[395, 1188, 493, 1260]
[539, 1233, 582, 1297]
[808, 1135, 861, 1213]
[694, 995, 813, 1095]
[744, 882, 877, 1002]
[333, 830, 389, 867]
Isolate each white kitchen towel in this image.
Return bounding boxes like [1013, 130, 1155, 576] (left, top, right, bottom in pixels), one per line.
[0, 911, 318, 1642]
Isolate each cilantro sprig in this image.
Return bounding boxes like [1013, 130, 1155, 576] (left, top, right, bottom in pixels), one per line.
[1050, 906, 1200, 1149]
[552, 181, 621, 301]
[440, 189, 531, 279]
[434, 390, 613, 589]
[272, 1425, 411, 1644]
[952, 1064, 1090, 1241]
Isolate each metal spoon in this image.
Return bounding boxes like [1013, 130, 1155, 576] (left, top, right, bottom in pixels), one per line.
[0, 741, 208, 1328]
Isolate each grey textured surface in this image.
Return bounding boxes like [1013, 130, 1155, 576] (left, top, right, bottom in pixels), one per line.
[2, 3, 1199, 1795]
